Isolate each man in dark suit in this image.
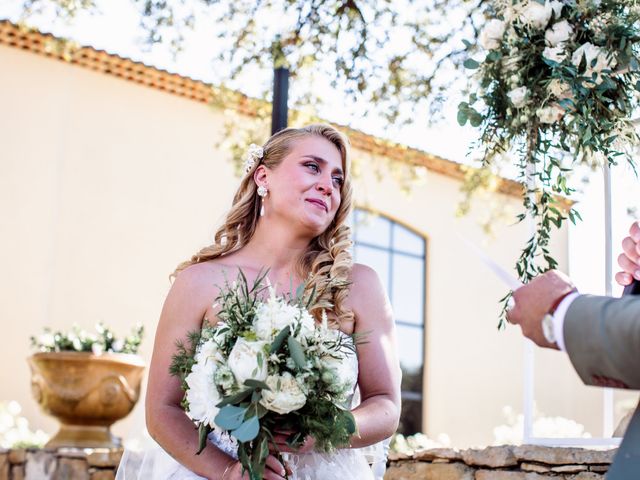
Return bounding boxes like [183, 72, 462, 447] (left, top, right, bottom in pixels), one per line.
[506, 221, 640, 479]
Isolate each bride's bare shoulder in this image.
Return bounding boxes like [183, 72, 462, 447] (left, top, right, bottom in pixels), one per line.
[170, 260, 238, 300]
[349, 263, 383, 295]
[347, 263, 389, 317]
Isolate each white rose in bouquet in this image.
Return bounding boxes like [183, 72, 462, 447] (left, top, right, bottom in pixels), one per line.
[543, 46, 566, 63]
[228, 338, 268, 385]
[185, 349, 221, 425]
[545, 20, 573, 46]
[536, 104, 565, 124]
[260, 372, 307, 414]
[507, 86, 528, 108]
[480, 19, 506, 50]
[519, 1, 552, 29]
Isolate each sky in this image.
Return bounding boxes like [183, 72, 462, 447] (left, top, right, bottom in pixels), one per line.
[1, 0, 639, 295]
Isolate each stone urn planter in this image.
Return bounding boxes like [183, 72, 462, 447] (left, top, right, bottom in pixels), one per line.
[28, 352, 145, 448]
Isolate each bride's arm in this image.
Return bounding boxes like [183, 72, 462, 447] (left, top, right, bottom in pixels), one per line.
[145, 264, 235, 479]
[349, 263, 402, 448]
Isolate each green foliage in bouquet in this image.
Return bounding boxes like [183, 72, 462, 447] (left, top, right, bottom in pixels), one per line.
[458, 0, 640, 326]
[170, 270, 359, 480]
[31, 322, 144, 354]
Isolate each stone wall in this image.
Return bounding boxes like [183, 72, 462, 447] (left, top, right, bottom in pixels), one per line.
[0, 447, 122, 480]
[386, 445, 615, 479]
[0, 445, 615, 479]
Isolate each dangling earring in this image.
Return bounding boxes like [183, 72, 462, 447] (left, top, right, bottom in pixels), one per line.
[257, 185, 268, 216]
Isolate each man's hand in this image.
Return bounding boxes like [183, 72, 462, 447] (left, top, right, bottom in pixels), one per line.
[506, 270, 576, 349]
[616, 220, 640, 286]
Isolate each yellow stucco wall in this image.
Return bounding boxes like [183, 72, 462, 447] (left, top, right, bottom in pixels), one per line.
[0, 41, 616, 449]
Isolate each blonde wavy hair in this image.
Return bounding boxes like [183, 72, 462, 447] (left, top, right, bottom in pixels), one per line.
[173, 124, 354, 326]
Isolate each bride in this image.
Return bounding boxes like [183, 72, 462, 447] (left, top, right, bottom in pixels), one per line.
[117, 124, 401, 479]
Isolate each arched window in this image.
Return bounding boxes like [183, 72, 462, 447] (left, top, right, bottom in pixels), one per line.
[349, 208, 426, 435]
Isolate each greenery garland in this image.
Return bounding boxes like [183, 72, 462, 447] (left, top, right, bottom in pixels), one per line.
[458, 0, 640, 325]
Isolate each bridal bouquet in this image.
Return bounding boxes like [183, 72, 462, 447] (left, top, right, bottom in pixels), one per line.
[170, 271, 358, 480]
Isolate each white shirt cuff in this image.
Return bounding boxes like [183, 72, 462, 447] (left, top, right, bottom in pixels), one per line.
[551, 291, 580, 352]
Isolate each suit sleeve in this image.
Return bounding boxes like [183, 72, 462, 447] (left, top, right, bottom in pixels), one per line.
[564, 294, 640, 389]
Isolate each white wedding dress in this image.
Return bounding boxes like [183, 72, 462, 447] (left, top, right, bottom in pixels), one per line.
[116, 334, 388, 480]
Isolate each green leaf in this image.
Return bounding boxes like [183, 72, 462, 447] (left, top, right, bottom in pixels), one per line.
[344, 411, 357, 435]
[469, 111, 483, 127]
[287, 336, 307, 368]
[244, 379, 270, 390]
[237, 445, 253, 478]
[269, 326, 290, 354]
[217, 388, 253, 407]
[635, 80, 640, 92]
[196, 423, 212, 455]
[457, 108, 468, 126]
[462, 39, 472, 49]
[215, 405, 247, 430]
[250, 435, 269, 478]
[486, 51, 501, 62]
[463, 58, 480, 69]
[232, 416, 260, 442]
[305, 284, 317, 308]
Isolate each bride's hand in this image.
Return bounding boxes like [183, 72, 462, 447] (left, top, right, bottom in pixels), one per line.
[221, 456, 287, 480]
[271, 432, 315, 454]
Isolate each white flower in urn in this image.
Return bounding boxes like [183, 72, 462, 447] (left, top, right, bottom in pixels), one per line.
[259, 372, 307, 414]
[228, 338, 268, 385]
[536, 104, 565, 124]
[507, 86, 528, 108]
[545, 21, 574, 46]
[480, 19, 506, 50]
[543, 46, 566, 63]
[111, 339, 124, 353]
[91, 343, 104, 355]
[38, 333, 56, 350]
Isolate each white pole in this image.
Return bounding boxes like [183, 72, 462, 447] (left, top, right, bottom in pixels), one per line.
[603, 163, 614, 437]
[523, 341, 535, 442]
[523, 162, 536, 443]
